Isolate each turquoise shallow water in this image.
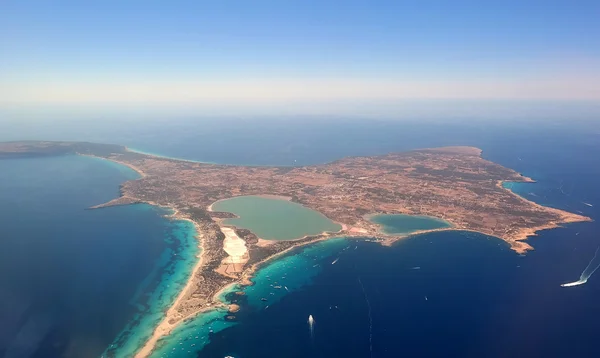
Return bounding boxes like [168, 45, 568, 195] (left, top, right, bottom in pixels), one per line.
[84, 156, 202, 357]
[369, 214, 452, 235]
[212, 196, 342, 240]
[149, 238, 349, 358]
[104, 220, 200, 358]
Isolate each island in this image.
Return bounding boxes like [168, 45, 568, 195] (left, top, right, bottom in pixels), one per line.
[0, 140, 591, 357]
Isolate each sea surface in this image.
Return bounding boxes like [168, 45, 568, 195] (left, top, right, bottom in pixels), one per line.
[0, 155, 199, 358]
[2, 118, 600, 357]
[212, 196, 341, 240]
[369, 214, 452, 235]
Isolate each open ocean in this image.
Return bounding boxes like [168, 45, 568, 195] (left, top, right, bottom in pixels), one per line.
[1, 118, 599, 357]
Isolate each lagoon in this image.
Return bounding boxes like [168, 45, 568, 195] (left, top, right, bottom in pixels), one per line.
[211, 195, 341, 240]
[369, 213, 452, 235]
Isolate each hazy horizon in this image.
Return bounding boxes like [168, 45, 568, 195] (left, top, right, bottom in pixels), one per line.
[2, 0, 599, 117]
[2, 100, 600, 123]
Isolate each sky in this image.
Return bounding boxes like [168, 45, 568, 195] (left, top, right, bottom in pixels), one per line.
[1, 0, 600, 116]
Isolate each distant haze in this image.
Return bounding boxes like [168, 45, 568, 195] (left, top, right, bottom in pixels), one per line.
[1, 1, 600, 115]
[1, 100, 600, 122]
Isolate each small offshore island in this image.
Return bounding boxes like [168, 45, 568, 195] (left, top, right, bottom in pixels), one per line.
[0, 140, 591, 357]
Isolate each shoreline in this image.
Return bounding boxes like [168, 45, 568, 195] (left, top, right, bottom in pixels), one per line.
[84, 155, 213, 358]
[2, 142, 594, 357]
[72, 148, 592, 357]
[79, 153, 147, 178]
[133, 213, 210, 358]
[238, 232, 347, 286]
[126, 147, 215, 165]
[365, 212, 455, 237]
[86, 161, 348, 357]
[207, 195, 345, 242]
[112, 193, 590, 356]
[135, 217, 344, 357]
[207, 194, 293, 212]
[73, 153, 204, 357]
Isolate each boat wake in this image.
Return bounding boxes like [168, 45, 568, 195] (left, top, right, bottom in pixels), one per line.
[358, 277, 373, 358]
[561, 247, 600, 287]
[308, 315, 315, 341]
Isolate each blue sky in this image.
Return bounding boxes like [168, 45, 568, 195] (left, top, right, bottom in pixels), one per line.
[1, 0, 599, 111]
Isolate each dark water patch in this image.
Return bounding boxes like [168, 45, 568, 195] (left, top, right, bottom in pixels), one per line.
[0, 155, 196, 358]
[198, 227, 600, 358]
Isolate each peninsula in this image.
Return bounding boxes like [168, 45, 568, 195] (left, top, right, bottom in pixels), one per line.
[0, 140, 591, 357]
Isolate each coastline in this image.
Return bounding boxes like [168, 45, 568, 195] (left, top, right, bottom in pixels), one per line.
[498, 179, 593, 253]
[126, 147, 215, 165]
[1, 141, 597, 357]
[84, 154, 204, 357]
[91, 183, 338, 356]
[70, 147, 591, 357]
[77, 154, 209, 357]
[366, 212, 454, 236]
[133, 211, 210, 358]
[135, 219, 344, 357]
[123, 197, 590, 356]
[79, 153, 147, 178]
[238, 232, 345, 286]
[130, 195, 353, 356]
[208, 195, 344, 242]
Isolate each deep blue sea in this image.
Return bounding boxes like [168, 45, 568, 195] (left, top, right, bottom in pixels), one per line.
[0, 156, 199, 358]
[1, 118, 599, 357]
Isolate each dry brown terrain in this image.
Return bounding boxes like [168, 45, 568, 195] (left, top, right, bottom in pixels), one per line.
[0, 140, 591, 357]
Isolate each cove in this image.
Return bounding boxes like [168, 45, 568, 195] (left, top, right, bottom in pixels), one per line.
[211, 195, 341, 240]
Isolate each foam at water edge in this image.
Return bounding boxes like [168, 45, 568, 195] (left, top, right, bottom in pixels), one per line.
[561, 247, 600, 287]
[103, 220, 200, 357]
